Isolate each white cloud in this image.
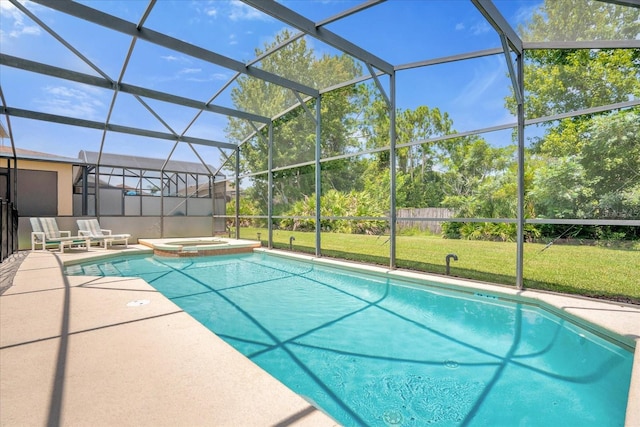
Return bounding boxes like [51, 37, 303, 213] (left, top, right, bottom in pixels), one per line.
[191, 0, 219, 18]
[205, 6, 218, 17]
[452, 57, 506, 108]
[228, 0, 269, 22]
[37, 84, 105, 120]
[179, 68, 202, 75]
[513, 3, 541, 28]
[185, 72, 230, 83]
[470, 21, 491, 36]
[511, 2, 543, 40]
[18, 25, 40, 36]
[453, 18, 492, 37]
[0, 1, 41, 40]
[0, 1, 20, 19]
[161, 55, 194, 65]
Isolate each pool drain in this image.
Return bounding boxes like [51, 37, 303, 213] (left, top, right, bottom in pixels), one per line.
[127, 299, 150, 307]
[443, 359, 459, 369]
[382, 410, 403, 426]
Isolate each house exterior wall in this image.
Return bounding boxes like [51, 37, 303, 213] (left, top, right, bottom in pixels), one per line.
[4, 159, 74, 216]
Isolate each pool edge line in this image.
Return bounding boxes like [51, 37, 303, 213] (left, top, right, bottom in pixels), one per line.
[61, 248, 154, 267]
[255, 248, 638, 351]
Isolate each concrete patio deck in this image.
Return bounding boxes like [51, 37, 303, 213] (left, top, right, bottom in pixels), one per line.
[0, 247, 337, 426]
[1, 246, 639, 426]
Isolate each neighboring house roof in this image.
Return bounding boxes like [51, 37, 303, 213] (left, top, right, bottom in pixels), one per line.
[0, 145, 80, 163]
[79, 151, 224, 177]
[0, 146, 224, 178]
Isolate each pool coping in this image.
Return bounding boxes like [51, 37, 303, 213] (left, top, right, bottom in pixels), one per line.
[2, 245, 638, 426]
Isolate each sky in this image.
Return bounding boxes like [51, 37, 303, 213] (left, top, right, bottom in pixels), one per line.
[0, 0, 554, 168]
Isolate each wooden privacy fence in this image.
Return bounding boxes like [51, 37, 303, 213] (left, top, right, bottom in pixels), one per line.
[396, 207, 454, 234]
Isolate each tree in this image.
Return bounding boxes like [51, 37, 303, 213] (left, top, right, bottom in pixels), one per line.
[524, 110, 640, 221]
[225, 30, 365, 215]
[359, 89, 458, 209]
[440, 136, 514, 217]
[508, 0, 639, 122]
[505, 0, 640, 226]
[528, 155, 594, 218]
[582, 110, 640, 218]
[506, 0, 639, 154]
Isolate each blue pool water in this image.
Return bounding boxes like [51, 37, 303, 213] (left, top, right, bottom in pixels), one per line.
[66, 253, 634, 426]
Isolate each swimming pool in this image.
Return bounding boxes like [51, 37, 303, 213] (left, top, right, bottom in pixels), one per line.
[66, 252, 634, 426]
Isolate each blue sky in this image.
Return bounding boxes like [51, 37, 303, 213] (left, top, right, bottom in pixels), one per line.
[0, 0, 544, 167]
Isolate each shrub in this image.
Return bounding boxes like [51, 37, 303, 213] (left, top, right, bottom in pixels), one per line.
[442, 221, 541, 242]
[442, 221, 463, 239]
[279, 189, 387, 235]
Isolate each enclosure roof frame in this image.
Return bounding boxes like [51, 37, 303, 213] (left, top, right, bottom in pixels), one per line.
[1, 0, 637, 171]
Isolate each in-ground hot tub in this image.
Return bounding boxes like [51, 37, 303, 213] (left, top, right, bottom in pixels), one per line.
[138, 237, 261, 257]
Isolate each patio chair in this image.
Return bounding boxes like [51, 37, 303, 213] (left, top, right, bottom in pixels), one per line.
[77, 219, 130, 249]
[30, 217, 90, 253]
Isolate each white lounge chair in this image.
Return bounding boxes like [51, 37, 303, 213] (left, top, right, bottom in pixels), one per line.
[77, 219, 130, 249]
[30, 217, 90, 253]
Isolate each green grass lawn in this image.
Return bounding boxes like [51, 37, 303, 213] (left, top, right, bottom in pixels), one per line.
[236, 227, 640, 304]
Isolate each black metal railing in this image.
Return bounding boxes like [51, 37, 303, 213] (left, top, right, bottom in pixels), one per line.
[0, 199, 19, 263]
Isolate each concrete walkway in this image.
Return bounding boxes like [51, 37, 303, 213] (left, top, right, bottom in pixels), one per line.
[0, 248, 337, 426]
